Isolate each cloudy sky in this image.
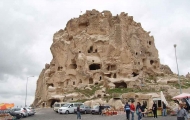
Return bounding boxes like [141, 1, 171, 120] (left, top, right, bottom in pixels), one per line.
[0, 0, 190, 107]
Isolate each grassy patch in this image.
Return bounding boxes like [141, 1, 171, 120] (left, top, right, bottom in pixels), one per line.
[168, 78, 190, 89]
[74, 84, 101, 97]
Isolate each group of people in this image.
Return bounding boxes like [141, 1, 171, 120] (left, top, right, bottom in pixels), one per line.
[124, 101, 147, 120]
[124, 101, 168, 120]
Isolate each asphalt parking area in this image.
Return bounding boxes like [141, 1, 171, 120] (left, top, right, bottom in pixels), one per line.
[23, 108, 177, 120]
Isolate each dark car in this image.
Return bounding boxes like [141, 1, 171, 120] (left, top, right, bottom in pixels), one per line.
[9, 108, 22, 119]
[91, 105, 110, 114]
[74, 105, 91, 114]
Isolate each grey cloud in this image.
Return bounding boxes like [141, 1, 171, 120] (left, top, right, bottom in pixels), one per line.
[0, 0, 190, 107]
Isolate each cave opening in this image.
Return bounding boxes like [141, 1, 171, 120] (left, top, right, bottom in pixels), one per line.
[107, 64, 117, 71]
[42, 103, 45, 108]
[114, 82, 127, 88]
[66, 79, 69, 85]
[97, 94, 101, 98]
[89, 78, 93, 84]
[68, 64, 77, 69]
[113, 73, 117, 78]
[48, 99, 60, 108]
[89, 64, 101, 70]
[132, 72, 139, 77]
[58, 66, 63, 71]
[47, 83, 54, 87]
[88, 46, 93, 53]
[105, 74, 111, 78]
[150, 60, 154, 65]
[149, 41, 151, 45]
[79, 79, 82, 83]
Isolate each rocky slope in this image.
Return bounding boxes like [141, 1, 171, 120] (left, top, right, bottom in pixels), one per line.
[32, 9, 189, 108]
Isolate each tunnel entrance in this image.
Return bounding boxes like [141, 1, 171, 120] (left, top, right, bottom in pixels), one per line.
[114, 82, 127, 88]
[42, 102, 45, 108]
[48, 99, 60, 108]
[89, 64, 101, 70]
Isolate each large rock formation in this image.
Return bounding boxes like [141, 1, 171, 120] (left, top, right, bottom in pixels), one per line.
[186, 72, 190, 78]
[33, 9, 168, 108]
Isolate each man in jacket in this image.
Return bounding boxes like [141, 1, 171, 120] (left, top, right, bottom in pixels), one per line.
[162, 101, 167, 116]
[130, 101, 135, 120]
[124, 102, 131, 120]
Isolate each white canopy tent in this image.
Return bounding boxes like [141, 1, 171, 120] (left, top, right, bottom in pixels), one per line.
[160, 91, 169, 106]
[172, 93, 190, 99]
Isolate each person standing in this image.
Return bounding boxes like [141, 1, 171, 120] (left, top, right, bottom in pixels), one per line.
[141, 102, 146, 117]
[162, 101, 167, 116]
[99, 104, 103, 115]
[124, 102, 131, 120]
[152, 101, 157, 118]
[177, 104, 187, 120]
[130, 101, 135, 120]
[136, 102, 142, 120]
[76, 105, 81, 119]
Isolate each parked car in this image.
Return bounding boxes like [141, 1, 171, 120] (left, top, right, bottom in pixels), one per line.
[74, 105, 91, 114]
[91, 105, 111, 114]
[9, 108, 28, 118]
[27, 107, 36, 115]
[58, 102, 83, 114]
[26, 108, 35, 116]
[7, 109, 22, 119]
[53, 102, 67, 113]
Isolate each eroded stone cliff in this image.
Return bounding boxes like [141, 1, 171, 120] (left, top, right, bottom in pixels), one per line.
[32, 10, 172, 108]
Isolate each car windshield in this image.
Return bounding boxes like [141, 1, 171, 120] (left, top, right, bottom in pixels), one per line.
[80, 105, 85, 108]
[54, 104, 60, 107]
[104, 106, 110, 108]
[62, 104, 70, 107]
[92, 106, 99, 109]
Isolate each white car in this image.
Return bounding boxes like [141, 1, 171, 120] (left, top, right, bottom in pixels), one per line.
[15, 108, 28, 117]
[58, 103, 83, 114]
[53, 102, 67, 113]
[26, 108, 35, 116]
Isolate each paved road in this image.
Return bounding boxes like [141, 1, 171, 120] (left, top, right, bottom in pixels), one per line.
[23, 108, 177, 120]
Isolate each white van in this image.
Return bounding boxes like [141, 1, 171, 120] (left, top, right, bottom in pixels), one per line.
[58, 102, 83, 114]
[53, 102, 67, 113]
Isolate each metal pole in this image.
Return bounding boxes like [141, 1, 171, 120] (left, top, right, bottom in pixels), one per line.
[174, 44, 182, 94]
[25, 76, 34, 107]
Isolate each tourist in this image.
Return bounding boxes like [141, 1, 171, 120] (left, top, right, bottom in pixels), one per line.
[141, 101, 147, 117]
[136, 102, 142, 120]
[162, 101, 167, 116]
[152, 101, 157, 118]
[76, 105, 81, 119]
[124, 102, 131, 120]
[177, 104, 188, 120]
[99, 104, 103, 115]
[130, 101, 135, 120]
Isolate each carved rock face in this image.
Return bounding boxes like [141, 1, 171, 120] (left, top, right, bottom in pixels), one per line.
[33, 10, 165, 107]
